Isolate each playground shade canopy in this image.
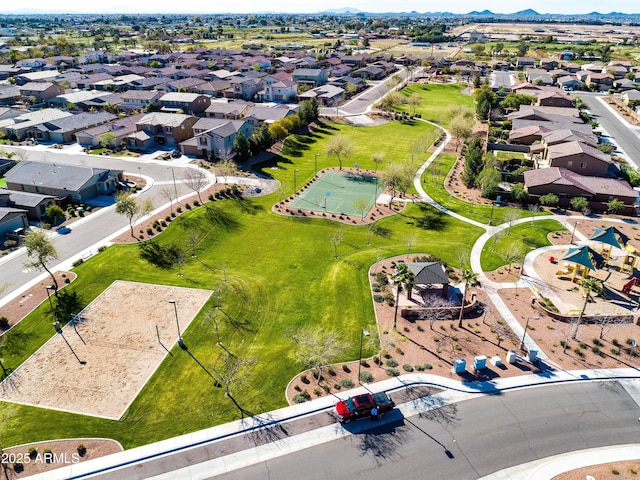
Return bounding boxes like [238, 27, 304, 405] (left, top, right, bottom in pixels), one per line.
[562, 246, 596, 271]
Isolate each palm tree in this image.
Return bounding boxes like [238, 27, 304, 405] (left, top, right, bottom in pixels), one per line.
[572, 277, 602, 339]
[458, 269, 479, 328]
[392, 263, 415, 330]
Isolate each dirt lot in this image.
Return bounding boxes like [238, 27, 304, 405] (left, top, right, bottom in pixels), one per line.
[0, 281, 211, 419]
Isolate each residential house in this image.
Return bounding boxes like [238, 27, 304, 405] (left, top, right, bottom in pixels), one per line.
[158, 92, 211, 115]
[19, 82, 65, 103]
[561, 62, 581, 73]
[256, 78, 297, 103]
[0, 108, 72, 140]
[166, 77, 208, 93]
[15, 70, 60, 86]
[244, 104, 295, 127]
[613, 78, 638, 91]
[292, 68, 328, 86]
[508, 125, 551, 145]
[75, 113, 145, 147]
[603, 65, 628, 79]
[542, 129, 598, 149]
[26, 111, 116, 144]
[48, 90, 114, 110]
[0, 86, 22, 106]
[0, 65, 25, 80]
[193, 79, 231, 97]
[541, 141, 613, 177]
[179, 117, 253, 158]
[539, 58, 559, 71]
[228, 76, 265, 100]
[524, 167, 638, 209]
[205, 99, 253, 119]
[556, 76, 581, 91]
[4, 161, 123, 203]
[352, 65, 385, 80]
[516, 57, 536, 69]
[536, 91, 574, 108]
[524, 69, 553, 85]
[0, 190, 56, 221]
[119, 90, 164, 113]
[586, 73, 615, 91]
[622, 90, 640, 105]
[298, 84, 345, 106]
[131, 112, 198, 149]
[0, 207, 28, 239]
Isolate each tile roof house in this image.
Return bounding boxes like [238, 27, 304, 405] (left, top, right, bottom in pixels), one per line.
[48, 90, 114, 110]
[244, 104, 296, 127]
[541, 141, 613, 177]
[0, 86, 22, 106]
[292, 68, 328, 86]
[536, 91, 574, 108]
[4, 160, 123, 203]
[0, 108, 72, 140]
[524, 167, 638, 207]
[0, 207, 28, 239]
[256, 78, 297, 103]
[75, 113, 145, 147]
[179, 117, 253, 159]
[27, 111, 117, 144]
[0, 189, 56, 221]
[119, 90, 164, 113]
[19, 82, 65, 103]
[158, 92, 212, 115]
[131, 112, 198, 149]
[298, 84, 345, 106]
[205, 99, 253, 119]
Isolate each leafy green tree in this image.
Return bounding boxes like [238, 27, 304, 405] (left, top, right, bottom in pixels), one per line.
[23, 230, 59, 291]
[353, 198, 369, 220]
[289, 326, 348, 385]
[461, 136, 484, 187]
[475, 87, 496, 121]
[539, 193, 559, 208]
[449, 115, 472, 150]
[250, 123, 273, 152]
[99, 131, 117, 149]
[326, 135, 354, 170]
[232, 131, 251, 162]
[500, 93, 536, 111]
[298, 98, 319, 124]
[607, 198, 625, 215]
[570, 196, 589, 213]
[494, 42, 504, 55]
[52, 289, 83, 324]
[511, 183, 530, 205]
[407, 92, 421, 117]
[478, 167, 501, 198]
[621, 166, 640, 187]
[45, 205, 65, 226]
[115, 191, 154, 240]
[381, 162, 412, 206]
[517, 40, 529, 57]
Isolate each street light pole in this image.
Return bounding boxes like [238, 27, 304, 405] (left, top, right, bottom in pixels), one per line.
[169, 299, 185, 348]
[358, 328, 370, 383]
[314, 153, 319, 175]
[520, 316, 540, 350]
[294, 169, 299, 193]
[45, 285, 55, 312]
[489, 202, 495, 226]
[170, 167, 178, 201]
[569, 221, 581, 245]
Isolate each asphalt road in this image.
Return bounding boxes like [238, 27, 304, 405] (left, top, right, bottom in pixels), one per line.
[0, 147, 209, 303]
[577, 92, 640, 168]
[217, 381, 640, 480]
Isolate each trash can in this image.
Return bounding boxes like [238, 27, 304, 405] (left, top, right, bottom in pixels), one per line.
[452, 358, 466, 374]
[528, 349, 538, 363]
[506, 350, 517, 364]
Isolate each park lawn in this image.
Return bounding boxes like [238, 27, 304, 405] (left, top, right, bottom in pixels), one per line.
[480, 219, 566, 272]
[0, 121, 483, 449]
[0, 177, 5, 188]
[257, 120, 437, 199]
[421, 153, 551, 225]
[398, 83, 475, 128]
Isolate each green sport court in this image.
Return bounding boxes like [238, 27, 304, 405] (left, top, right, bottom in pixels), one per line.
[290, 171, 382, 216]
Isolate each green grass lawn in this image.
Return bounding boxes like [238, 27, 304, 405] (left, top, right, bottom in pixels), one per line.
[0, 177, 5, 188]
[480, 219, 566, 272]
[0, 120, 484, 449]
[421, 153, 550, 225]
[398, 84, 475, 128]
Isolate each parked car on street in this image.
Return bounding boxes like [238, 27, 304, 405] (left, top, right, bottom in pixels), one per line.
[56, 226, 72, 235]
[334, 392, 395, 423]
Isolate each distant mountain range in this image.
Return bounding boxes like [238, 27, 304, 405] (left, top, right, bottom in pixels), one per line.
[320, 8, 640, 20]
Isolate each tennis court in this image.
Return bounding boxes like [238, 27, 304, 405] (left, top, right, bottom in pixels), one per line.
[290, 171, 382, 216]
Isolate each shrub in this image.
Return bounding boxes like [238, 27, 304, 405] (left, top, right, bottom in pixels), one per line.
[592, 338, 603, 346]
[77, 444, 87, 456]
[373, 295, 384, 303]
[97, 245, 108, 253]
[359, 371, 374, 383]
[28, 447, 37, 459]
[13, 462, 23, 473]
[372, 283, 382, 292]
[293, 391, 311, 403]
[193, 200, 200, 206]
[313, 387, 323, 396]
[340, 378, 354, 388]
[423, 363, 433, 370]
[43, 448, 52, 462]
[176, 206, 182, 213]
[395, 347, 404, 355]
[402, 364, 414, 372]
[165, 215, 172, 222]
[574, 348, 585, 357]
[626, 338, 635, 346]
[72, 258, 84, 267]
[147, 227, 153, 235]
[342, 364, 351, 373]
[386, 368, 400, 377]
[611, 347, 620, 355]
[612, 339, 621, 346]
[208, 193, 214, 201]
[185, 203, 191, 210]
[0, 316, 8, 328]
[385, 358, 399, 367]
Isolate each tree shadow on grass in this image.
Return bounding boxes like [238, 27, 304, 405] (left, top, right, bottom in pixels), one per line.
[281, 138, 311, 157]
[205, 205, 241, 231]
[233, 197, 264, 215]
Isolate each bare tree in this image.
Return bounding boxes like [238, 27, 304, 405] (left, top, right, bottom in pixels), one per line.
[160, 186, 177, 215]
[217, 158, 237, 184]
[504, 209, 520, 235]
[372, 152, 384, 172]
[12, 148, 29, 162]
[528, 204, 540, 225]
[405, 233, 419, 253]
[353, 198, 369, 220]
[183, 168, 208, 203]
[289, 326, 348, 384]
[595, 315, 623, 340]
[502, 243, 524, 273]
[329, 227, 344, 258]
[448, 115, 472, 151]
[492, 229, 505, 252]
[455, 246, 471, 270]
[212, 351, 256, 417]
[419, 295, 456, 330]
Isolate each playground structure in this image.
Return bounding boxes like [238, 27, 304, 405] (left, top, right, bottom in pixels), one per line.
[622, 277, 640, 296]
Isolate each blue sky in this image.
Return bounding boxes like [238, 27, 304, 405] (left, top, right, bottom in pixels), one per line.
[2, 0, 639, 14]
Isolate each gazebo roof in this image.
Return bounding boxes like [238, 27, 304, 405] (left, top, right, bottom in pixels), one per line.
[408, 262, 449, 285]
[590, 226, 626, 250]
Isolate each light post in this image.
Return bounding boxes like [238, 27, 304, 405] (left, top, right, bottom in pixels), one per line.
[45, 285, 55, 312]
[520, 315, 540, 350]
[489, 202, 495, 226]
[293, 169, 299, 193]
[168, 167, 178, 201]
[314, 153, 319, 175]
[569, 221, 581, 245]
[358, 328, 370, 383]
[169, 299, 185, 349]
